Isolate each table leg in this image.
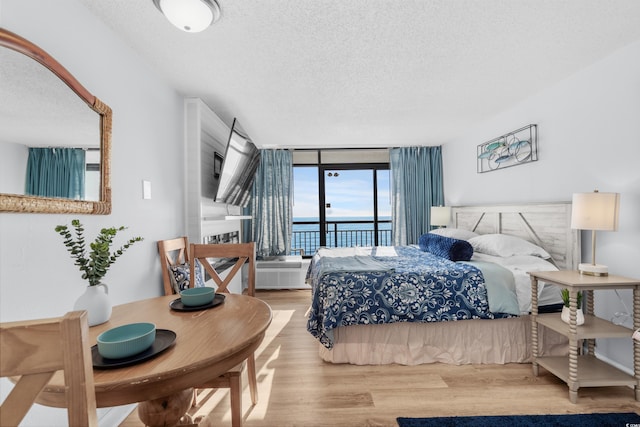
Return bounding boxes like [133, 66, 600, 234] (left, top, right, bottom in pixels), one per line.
[530, 276, 539, 376]
[137, 388, 195, 427]
[586, 289, 595, 355]
[568, 290, 579, 404]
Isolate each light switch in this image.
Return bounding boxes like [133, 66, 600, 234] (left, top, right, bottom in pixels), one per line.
[143, 180, 152, 199]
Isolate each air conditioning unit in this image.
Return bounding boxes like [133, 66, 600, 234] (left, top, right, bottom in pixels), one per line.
[255, 256, 311, 289]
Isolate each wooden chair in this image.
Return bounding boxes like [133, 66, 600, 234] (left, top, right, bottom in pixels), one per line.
[158, 236, 191, 296]
[0, 310, 98, 427]
[189, 242, 258, 427]
[190, 242, 256, 295]
[157, 238, 258, 427]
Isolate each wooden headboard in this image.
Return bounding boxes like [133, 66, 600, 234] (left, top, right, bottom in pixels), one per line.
[451, 203, 580, 271]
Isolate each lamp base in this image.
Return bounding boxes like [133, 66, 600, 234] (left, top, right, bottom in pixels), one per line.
[578, 263, 609, 276]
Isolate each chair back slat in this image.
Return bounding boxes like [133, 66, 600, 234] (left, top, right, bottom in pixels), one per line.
[0, 311, 97, 426]
[189, 242, 256, 296]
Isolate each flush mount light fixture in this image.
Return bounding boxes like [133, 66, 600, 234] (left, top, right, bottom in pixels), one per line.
[153, 0, 221, 33]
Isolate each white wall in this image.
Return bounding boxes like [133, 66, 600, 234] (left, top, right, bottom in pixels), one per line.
[443, 40, 640, 372]
[0, 0, 186, 424]
[0, 0, 186, 316]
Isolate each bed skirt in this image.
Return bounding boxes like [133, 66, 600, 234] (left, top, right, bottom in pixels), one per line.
[318, 315, 568, 365]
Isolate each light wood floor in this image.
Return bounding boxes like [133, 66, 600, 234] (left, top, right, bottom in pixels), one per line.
[121, 289, 639, 427]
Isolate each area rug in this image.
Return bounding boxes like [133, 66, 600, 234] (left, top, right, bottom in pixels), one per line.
[397, 412, 640, 427]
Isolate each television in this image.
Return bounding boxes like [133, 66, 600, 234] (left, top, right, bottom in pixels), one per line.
[201, 146, 223, 201]
[214, 118, 261, 207]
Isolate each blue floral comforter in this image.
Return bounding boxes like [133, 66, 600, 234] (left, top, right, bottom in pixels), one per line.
[306, 246, 513, 349]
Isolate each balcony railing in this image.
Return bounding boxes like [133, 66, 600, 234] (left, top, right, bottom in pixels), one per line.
[291, 219, 392, 257]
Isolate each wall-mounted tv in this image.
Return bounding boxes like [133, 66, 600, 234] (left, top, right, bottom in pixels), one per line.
[201, 143, 223, 200]
[214, 118, 261, 207]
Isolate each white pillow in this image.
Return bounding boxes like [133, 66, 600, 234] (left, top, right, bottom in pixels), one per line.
[467, 234, 551, 259]
[429, 228, 479, 241]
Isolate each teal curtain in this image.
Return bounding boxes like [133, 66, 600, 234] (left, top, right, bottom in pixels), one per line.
[248, 149, 292, 257]
[390, 146, 444, 245]
[25, 147, 86, 199]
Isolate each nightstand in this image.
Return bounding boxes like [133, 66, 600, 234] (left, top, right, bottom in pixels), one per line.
[528, 270, 639, 403]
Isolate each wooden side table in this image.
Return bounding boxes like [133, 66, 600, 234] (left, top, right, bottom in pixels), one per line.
[528, 270, 639, 403]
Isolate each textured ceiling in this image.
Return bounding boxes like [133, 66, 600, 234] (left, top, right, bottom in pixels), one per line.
[77, 0, 640, 149]
[0, 47, 100, 148]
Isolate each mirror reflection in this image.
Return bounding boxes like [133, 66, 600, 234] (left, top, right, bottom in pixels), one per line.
[0, 28, 111, 214]
[0, 42, 101, 200]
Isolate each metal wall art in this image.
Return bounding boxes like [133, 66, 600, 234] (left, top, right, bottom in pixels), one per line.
[477, 124, 538, 173]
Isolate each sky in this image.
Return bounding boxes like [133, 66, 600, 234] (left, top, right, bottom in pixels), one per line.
[293, 167, 391, 219]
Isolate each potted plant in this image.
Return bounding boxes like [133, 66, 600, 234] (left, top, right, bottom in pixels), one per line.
[560, 288, 584, 326]
[55, 219, 143, 326]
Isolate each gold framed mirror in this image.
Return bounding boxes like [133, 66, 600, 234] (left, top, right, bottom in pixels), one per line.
[0, 28, 111, 214]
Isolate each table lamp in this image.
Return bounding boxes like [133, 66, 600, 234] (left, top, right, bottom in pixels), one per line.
[431, 206, 451, 228]
[570, 190, 620, 276]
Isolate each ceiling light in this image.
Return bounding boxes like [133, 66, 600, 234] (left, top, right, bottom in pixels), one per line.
[153, 0, 221, 33]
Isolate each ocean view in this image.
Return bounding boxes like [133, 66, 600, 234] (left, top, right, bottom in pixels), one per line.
[291, 216, 392, 255]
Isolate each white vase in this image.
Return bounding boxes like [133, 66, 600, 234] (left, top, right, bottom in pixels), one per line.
[74, 283, 112, 326]
[561, 306, 585, 326]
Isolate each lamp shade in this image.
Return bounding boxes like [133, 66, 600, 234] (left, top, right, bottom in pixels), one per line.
[153, 0, 220, 33]
[430, 206, 451, 226]
[571, 191, 620, 231]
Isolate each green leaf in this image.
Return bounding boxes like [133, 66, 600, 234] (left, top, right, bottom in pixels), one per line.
[55, 220, 143, 287]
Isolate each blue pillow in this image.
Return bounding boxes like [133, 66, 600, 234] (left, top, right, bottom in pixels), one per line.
[418, 233, 474, 261]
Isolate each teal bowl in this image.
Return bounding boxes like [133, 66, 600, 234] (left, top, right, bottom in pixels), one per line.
[180, 287, 215, 306]
[97, 322, 156, 359]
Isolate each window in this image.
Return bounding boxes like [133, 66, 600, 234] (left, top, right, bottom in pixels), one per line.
[292, 149, 391, 256]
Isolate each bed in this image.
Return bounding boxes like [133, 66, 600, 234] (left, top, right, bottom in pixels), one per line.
[307, 203, 580, 365]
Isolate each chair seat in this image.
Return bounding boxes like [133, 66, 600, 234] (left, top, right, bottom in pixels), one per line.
[226, 361, 246, 374]
[203, 361, 245, 385]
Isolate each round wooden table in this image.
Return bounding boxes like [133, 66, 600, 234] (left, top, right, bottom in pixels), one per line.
[37, 293, 272, 426]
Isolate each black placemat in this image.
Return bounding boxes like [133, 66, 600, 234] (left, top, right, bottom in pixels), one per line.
[169, 293, 226, 312]
[92, 329, 176, 369]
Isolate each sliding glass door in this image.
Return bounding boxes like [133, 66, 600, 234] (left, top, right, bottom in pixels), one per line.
[323, 167, 390, 249]
[292, 163, 390, 256]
